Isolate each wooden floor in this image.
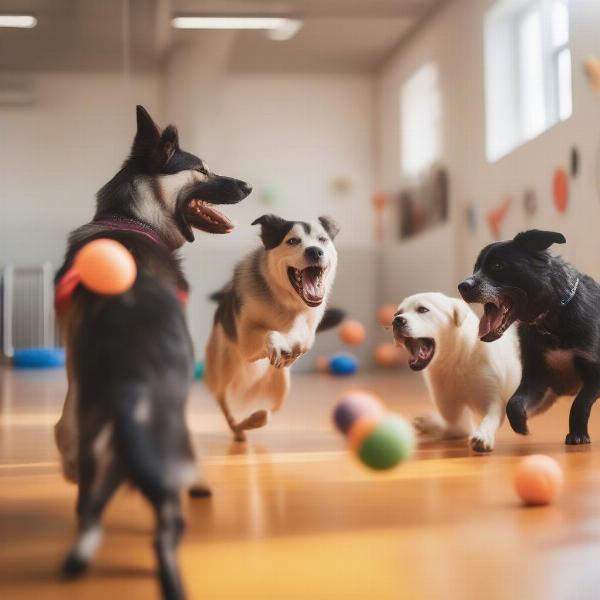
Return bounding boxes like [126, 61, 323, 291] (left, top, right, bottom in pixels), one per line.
[1, 367, 600, 600]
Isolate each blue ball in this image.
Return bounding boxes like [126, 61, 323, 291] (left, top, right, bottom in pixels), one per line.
[329, 353, 359, 376]
[13, 347, 65, 369]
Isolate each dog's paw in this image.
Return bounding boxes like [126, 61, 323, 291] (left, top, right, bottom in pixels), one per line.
[189, 482, 213, 498]
[413, 414, 444, 436]
[565, 432, 591, 445]
[470, 431, 494, 453]
[506, 400, 529, 435]
[266, 334, 301, 369]
[62, 553, 88, 578]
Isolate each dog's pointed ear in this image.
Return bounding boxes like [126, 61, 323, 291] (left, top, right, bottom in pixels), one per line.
[319, 216, 340, 240]
[513, 230, 566, 253]
[132, 105, 161, 156]
[452, 299, 468, 327]
[159, 125, 179, 163]
[251, 214, 292, 249]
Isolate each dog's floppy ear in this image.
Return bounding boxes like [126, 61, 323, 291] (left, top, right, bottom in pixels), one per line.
[513, 229, 566, 253]
[452, 299, 468, 327]
[252, 214, 292, 249]
[319, 216, 340, 240]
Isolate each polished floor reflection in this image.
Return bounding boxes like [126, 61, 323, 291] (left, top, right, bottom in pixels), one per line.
[1, 367, 600, 600]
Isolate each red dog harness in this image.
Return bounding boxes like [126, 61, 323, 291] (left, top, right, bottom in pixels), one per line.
[55, 216, 189, 315]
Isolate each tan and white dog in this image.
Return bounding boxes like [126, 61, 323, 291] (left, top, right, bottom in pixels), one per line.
[205, 214, 341, 441]
[392, 292, 521, 452]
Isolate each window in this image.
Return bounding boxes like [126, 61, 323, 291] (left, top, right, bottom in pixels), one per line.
[400, 62, 442, 178]
[484, 0, 572, 162]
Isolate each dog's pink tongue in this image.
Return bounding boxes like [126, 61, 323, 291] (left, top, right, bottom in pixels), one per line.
[479, 303, 501, 338]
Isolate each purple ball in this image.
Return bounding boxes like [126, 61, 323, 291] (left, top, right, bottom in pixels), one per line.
[333, 392, 384, 435]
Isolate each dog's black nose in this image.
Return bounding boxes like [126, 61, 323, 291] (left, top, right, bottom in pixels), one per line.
[458, 278, 476, 301]
[305, 246, 324, 261]
[393, 315, 407, 328]
[238, 180, 252, 196]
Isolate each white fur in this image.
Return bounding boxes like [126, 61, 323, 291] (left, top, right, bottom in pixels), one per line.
[395, 292, 521, 452]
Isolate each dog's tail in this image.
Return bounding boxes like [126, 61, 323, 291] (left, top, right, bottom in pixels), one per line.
[317, 307, 346, 333]
[111, 382, 191, 500]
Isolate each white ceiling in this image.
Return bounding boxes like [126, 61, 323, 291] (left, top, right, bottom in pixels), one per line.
[0, 0, 444, 73]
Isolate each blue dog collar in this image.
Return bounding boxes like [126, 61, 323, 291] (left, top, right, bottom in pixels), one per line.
[560, 278, 579, 306]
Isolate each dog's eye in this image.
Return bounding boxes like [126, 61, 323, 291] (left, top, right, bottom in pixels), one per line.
[286, 237, 301, 246]
[318, 236, 328, 243]
[492, 260, 505, 271]
[417, 306, 429, 314]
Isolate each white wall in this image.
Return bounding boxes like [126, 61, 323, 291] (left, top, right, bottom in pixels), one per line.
[375, 0, 600, 305]
[0, 73, 162, 268]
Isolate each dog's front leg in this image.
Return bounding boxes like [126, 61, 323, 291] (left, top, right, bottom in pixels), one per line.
[566, 361, 600, 445]
[470, 401, 505, 453]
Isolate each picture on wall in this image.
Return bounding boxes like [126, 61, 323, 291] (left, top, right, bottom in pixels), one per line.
[397, 166, 448, 240]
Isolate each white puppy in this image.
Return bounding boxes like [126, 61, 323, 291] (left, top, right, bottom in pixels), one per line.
[392, 292, 521, 452]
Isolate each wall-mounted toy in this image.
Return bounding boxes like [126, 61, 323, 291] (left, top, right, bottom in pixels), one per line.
[486, 196, 511, 239]
[74, 239, 137, 295]
[333, 390, 415, 470]
[374, 343, 405, 367]
[372, 192, 386, 243]
[339, 320, 367, 346]
[523, 189, 537, 217]
[514, 455, 564, 506]
[329, 353, 359, 376]
[332, 175, 353, 195]
[584, 55, 600, 96]
[553, 167, 569, 213]
[259, 184, 280, 207]
[570, 147, 580, 178]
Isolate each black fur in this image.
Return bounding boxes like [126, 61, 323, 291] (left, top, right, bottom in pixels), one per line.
[459, 230, 600, 445]
[251, 214, 338, 249]
[317, 308, 346, 332]
[57, 106, 251, 600]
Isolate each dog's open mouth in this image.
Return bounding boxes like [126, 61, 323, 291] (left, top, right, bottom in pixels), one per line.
[288, 266, 326, 307]
[479, 296, 513, 342]
[397, 337, 435, 371]
[185, 199, 234, 235]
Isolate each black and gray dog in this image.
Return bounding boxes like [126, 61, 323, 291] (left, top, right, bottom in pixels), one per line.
[54, 105, 251, 600]
[459, 229, 600, 445]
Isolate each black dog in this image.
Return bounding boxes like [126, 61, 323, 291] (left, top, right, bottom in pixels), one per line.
[459, 229, 600, 445]
[54, 106, 251, 600]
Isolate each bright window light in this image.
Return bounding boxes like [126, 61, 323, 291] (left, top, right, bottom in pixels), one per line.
[0, 15, 37, 28]
[484, 0, 572, 162]
[518, 9, 546, 140]
[400, 63, 442, 178]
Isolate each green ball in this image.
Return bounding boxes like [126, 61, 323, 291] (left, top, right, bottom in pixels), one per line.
[194, 360, 205, 380]
[357, 414, 415, 470]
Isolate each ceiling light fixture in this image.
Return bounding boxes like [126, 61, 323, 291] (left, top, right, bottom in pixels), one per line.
[0, 15, 37, 28]
[172, 16, 302, 40]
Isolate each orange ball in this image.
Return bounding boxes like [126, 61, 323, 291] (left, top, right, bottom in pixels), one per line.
[377, 304, 397, 327]
[374, 343, 404, 367]
[339, 320, 367, 346]
[315, 356, 330, 373]
[74, 239, 137, 295]
[514, 455, 564, 506]
[348, 416, 381, 451]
